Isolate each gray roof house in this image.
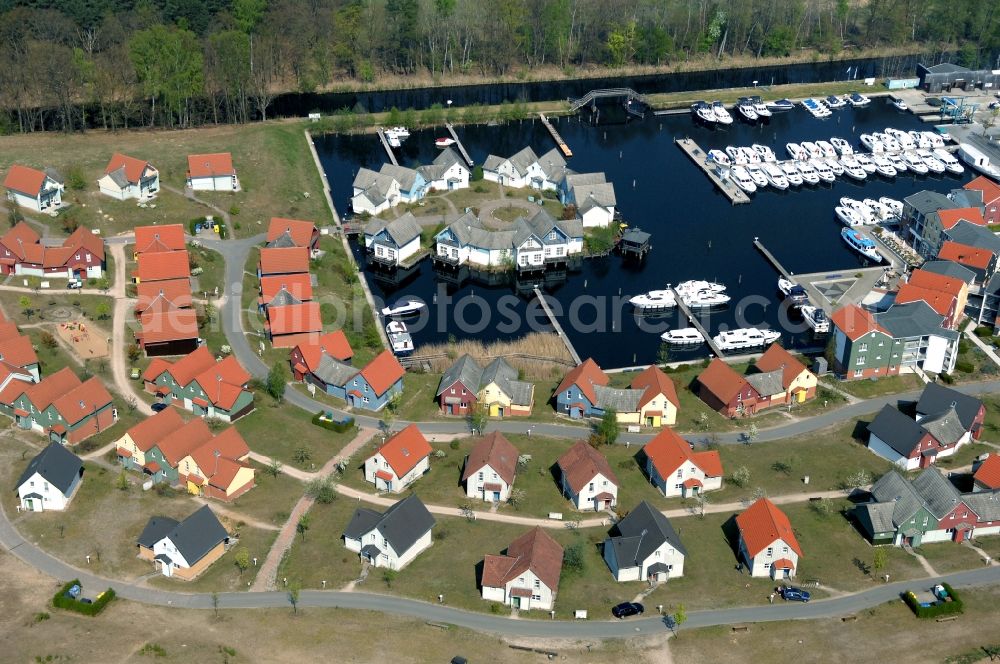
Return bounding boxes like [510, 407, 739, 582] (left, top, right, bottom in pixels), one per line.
[351, 167, 400, 213]
[379, 164, 422, 196]
[483, 147, 539, 181]
[920, 260, 977, 284]
[593, 385, 645, 414]
[945, 220, 1000, 254]
[867, 390, 979, 471]
[343, 494, 436, 569]
[915, 382, 985, 433]
[745, 369, 786, 397]
[364, 212, 422, 266]
[436, 354, 534, 414]
[137, 505, 229, 578]
[15, 442, 84, 512]
[603, 501, 687, 582]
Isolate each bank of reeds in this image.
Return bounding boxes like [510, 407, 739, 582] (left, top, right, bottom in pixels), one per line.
[409, 333, 572, 380]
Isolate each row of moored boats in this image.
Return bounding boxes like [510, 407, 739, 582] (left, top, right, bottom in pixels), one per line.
[691, 92, 874, 125]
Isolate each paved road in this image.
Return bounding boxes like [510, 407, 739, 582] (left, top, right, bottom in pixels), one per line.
[2, 497, 998, 638]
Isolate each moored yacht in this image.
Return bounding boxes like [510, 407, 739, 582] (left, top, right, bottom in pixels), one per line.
[801, 141, 823, 160]
[713, 327, 781, 351]
[752, 144, 777, 162]
[797, 161, 821, 185]
[871, 154, 897, 178]
[712, 101, 734, 124]
[736, 98, 759, 122]
[740, 147, 762, 164]
[840, 155, 868, 180]
[683, 290, 731, 308]
[726, 146, 749, 165]
[824, 95, 847, 109]
[890, 98, 908, 111]
[841, 228, 883, 262]
[854, 153, 878, 173]
[859, 134, 883, 153]
[863, 198, 893, 222]
[708, 149, 731, 167]
[879, 197, 904, 218]
[382, 298, 427, 317]
[909, 130, 931, 149]
[746, 165, 769, 188]
[815, 140, 837, 158]
[887, 152, 908, 172]
[840, 197, 874, 223]
[661, 328, 704, 346]
[778, 278, 808, 304]
[767, 98, 795, 112]
[933, 148, 964, 175]
[811, 159, 836, 183]
[676, 279, 727, 294]
[916, 149, 946, 174]
[629, 290, 677, 311]
[780, 161, 804, 186]
[761, 162, 789, 189]
[830, 137, 854, 156]
[386, 320, 414, 355]
[730, 165, 758, 193]
[750, 96, 772, 117]
[922, 131, 946, 149]
[692, 101, 717, 124]
[886, 128, 916, 150]
[847, 91, 871, 107]
[903, 152, 929, 174]
[800, 305, 830, 333]
[825, 157, 845, 176]
[786, 142, 807, 161]
[835, 206, 865, 227]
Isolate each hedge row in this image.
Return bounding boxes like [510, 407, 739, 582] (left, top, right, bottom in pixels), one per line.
[312, 412, 355, 433]
[903, 583, 963, 619]
[52, 579, 116, 616]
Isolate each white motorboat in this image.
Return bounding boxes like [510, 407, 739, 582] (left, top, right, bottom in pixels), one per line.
[676, 280, 727, 294]
[840, 155, 868, 180]
[916, 149, 946, 174]
[815, 140, 837, 158]
[661, 328, 704, 345]
[786, 142, 807, 161]
[752, 144, 777, 162]
[922, 131, 946, 149]
[863, 198, 893, 221]
[890, 98, 908, 111]
[871, 154, 897, 178]
[778, 278, 808, 304]
[382, 298, 427, 317]
[797, 161, 821, 185]
[749, 95, 772, 117]
[388, 126, 410, 138]
[731, 165, 758, 193]
[903, 152, 929, 174]
[855, 153, 878, 174]
[958, 143, 1000, 179]
[835, 206, 866, 227]
[933, 148, 965, 175]
[726, 146, 749, 165]
[767, 98, 795, 112]
[712, 101, 734, 124]
[386, 320, 414, 355]
[830, 137, 854, 156]
[385, 134, 402, 148]
[761, 162, 789, 189]
[847, 92, 871, 107]
[629, 290, 677, 311]
[708, 149, 731, 167]
[879, 197, 904, 217]
[811, 159, 836, 183]
[824, 95, 847, 109]
[840, 197, 874, 223]
[713, 327, 781, 351]
[692, 101, 717, 124]
[887, 152, 908, 173]
[878, 133, 901, 153]
[779, 161, 804, 186]
[802, 98, 832, 117]
[736, 99, 759, 122]
[746, 165, 769, 188]
[909, 131, 931, 149]
[841, 227, 882, 262]
[435, 137, 456, 148]
[859, 134, 883, 153]
[740, 146, 762, 164]
[683, 290, 731, 308]
[825, 157, 845, 176]
[800, 305, 830, 333]
[801, 141, 823, 160]
[886, 128, 915, 150]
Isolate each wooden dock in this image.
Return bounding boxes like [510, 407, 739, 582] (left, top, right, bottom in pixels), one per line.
[376, 128, 399, 166]
[670, 286, 724, 357]
[533, 287, 581, 365]
[753, 238, 827, 308]
[539, 114, 573, 157]
[753, 238, 791, 279]
[444, 123, 474, 167]
[675, 138, 751, 205]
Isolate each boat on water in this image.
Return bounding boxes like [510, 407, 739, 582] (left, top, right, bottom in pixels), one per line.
[385, 134, 402, 148]
[386, 320, 414, 355]
[887, 152, 908, 173]
[840, 155, 868, 180]
[903, 152, 929, 174]
[847, 92, 871, 107]
[854, 153, 878, 173]
[958, 143, 1000, 180]
[691, 101, 717, 124]
[811, 159, 836, 183]
[797, 161, 821, 185]
[750, 96, 772, 117]
[802, 98, 832, 117]
[713, 327, 781, 351]
[740, 146, 761, 164]
[435, 137, 456, 148]
[800, 305, 830, 333]
[730, 166, 758, 194]
[629, 290, 677, 311]
[683, 290, 731, 308]
[736, 98, 759, 122]
[801, 141, 823, 160]
[859, 134, 883, 153]
[712, 101, 734, 124]
[841, 228, 883, 262]
[863, 198, 893, 221]
[786, 142, 807, 161]
[830, 137, 854, 156]
[871, 154, 897, 178]
[879, 197, 904, 217]
[388, 126, 410, 138]
[726, 146, 749, 165]
[890, 98, 908, 111]
[840, 197, 874, 223]
[922, 131, 946, 149]
[661, 328, 704, 346]
[779, 161, 804, 186]
[815, 140, 837, 158]
[825, 157, 845, 176]
[835, 206, 866, 227]
[767, 98, 795, 112]
[824, 95, 847, 109]
[933, 148, 965, 175]
[916, 149, 946, 174]
[707, 149, 732, 167]
[752, 144, 777, 162]
[381, 298, 427, 317]
[778, 278, 808, 304]
[761, 162, 789, 189]
[676, 279, 727, 294]
[746, 165, 769, 188]
[886, 128, 915, 150]
[878, 133, 901, 153]
[909, 131, 932, 149]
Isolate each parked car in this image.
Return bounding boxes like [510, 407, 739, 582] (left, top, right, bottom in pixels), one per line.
[780, 586, 811, 602]
[67, 280, 83, 289]
[150, 402, 169, 413]
[611, 602, 645, 619]
[130, 367, 141, 380]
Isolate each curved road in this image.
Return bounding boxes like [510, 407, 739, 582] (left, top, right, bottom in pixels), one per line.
[2, 500, 998, 637]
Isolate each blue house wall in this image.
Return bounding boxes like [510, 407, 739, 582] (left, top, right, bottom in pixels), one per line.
[343, 373, 403, 411]
[555, 384, 596, 418]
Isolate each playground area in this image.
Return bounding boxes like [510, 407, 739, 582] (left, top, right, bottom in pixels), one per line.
[56, 320, 109, 360]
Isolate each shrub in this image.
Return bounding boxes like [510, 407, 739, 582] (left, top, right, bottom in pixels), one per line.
[39, 332, 58, 349]
[311, 411, 355, 433]
[229, 205, 240, 216]
[939, 372, 956, 384]
[471, 165, 483, 181]
[66, 165, 87, 191]
[902, 583, 963, 618]
[305, 477, 336, 503]
[52, 580, 116, 616]
[449, 440, 459, 450]
[974, 325, 993, 338]
[954, 359, 975, 374]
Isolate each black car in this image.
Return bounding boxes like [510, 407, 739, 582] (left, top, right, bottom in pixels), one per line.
[780, 586, 811, 602]
[150, 402, 168, 412]
[611, 601, 644, 619]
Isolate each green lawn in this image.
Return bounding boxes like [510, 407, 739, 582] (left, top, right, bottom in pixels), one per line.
[824, 373, 923, 399]
[146, 524, 277, 592]
[25, 327, 77, 376]
[189, 243, 225, 296]
[933, 441, 992, 470]
[276, 497, 371, 590]
[227, 461, 306, 527]
[393, 372, 448, 422]
[915, 541, 988, 574]
[234, 402, 357, 471]
[972, 534, 1000, 559]
[0, 291, 113, 333]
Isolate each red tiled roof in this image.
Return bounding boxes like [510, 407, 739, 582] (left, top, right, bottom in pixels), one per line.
[51, 377, 112, 425]
[142, 357, 173, 383]
[0, 378, 33, 408]
[268, 331, 322, 349]
[138, 308, 199, 345]
[156, 418, 214, 466]
[461, 431, 519, 485]
[644, 427, 723, 479]
[1, 222, 41, 260]
[371, 424, 431, 477]
[267, 302, 322, 336]
[136, 279, 193, 313]
[691, 450, 723, 477]
[134, 224, 186, 254]
[161, 347, 216, 386]
[374, 469, 393, 482]
[974, 454, 1000, 489]
[105, 152, 153, 183]
[937, 207, 985, 230]
[187, 153, 235, 178]
[144, 461, 161, 473]
[25, 368, 82, 412]
[192, 426, 249, 465]
[557, 440, 618, 493]
[830, 304, 890, 341]
[267, 218, 317, 247]
[259, 274, 313, 305]
[696, 358, 749, 405]
[754, 344, 809, 391]
[293, 331, 353, 371]
[3, 164, 47, 195]
[0, 334, 38, 368]
[735, 497, 803, 558]
[117, 447, 132, 458]
[630, 364, 679, 409]
[359, 350, 405, 396]
[134, 250, 190, 282]
[895, 284, 955, 317]
[192, 355, 251, 410]
[772, 558, 795, 570]
[682, 478, 703, 488]
[938, 241, 994, 271]
[554, 358, 608, 405]
[124, 407, 186, 452]
[258, 247, 310, 275]
[481, 527, 564, 591]
[62, 226, 105, 262]
[908, 269, 966, 297]
[966, 175, 1000, 205]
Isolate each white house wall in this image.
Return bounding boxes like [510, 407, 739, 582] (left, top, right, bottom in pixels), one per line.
[867, 434, 918, 471]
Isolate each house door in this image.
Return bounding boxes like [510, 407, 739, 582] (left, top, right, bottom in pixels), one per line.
[953, 529, 969, 543]
[570, 407, 581, 419]
[489, 404, 499, 417]
[24, 498, 34, 512]
[920, 454, 933, 469]
[512, 596, 520, 609]
[493, 491, 501, 502]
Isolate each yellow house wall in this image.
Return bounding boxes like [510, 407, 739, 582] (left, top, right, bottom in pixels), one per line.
[117, 433, 147, 466]
[226, 466, 256, 497]
[787, 370, 817, 396]
[637, 394, 678, 426]
[479, 383, 513, 408]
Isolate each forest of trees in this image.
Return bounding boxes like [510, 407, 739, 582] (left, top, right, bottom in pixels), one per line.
[1, 0, 998, 132]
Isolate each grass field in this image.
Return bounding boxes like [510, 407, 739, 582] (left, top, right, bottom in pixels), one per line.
[227, 461, 306, 527]
[823, 373, 923, 399]
[276, 497, 369, 590]
[234, 402, 357, 470]
[146, 524, 277, 592]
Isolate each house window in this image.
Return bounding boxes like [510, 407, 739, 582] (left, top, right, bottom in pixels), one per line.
[450, 388, 455, 395]
[854, 369, 863, 378]
[478, 472, 483, 480]
[782, 546, 788, 554]
[676, 469, 683, 478]
[766, 547, 773, 557]
[363, 397, 369, 403]
[674, 483, 682, 490]
[534, 579, 540, 589]
[859, 343, 868, 352]
[764, 562, 771, 569]
[588, 482, 594, 491]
